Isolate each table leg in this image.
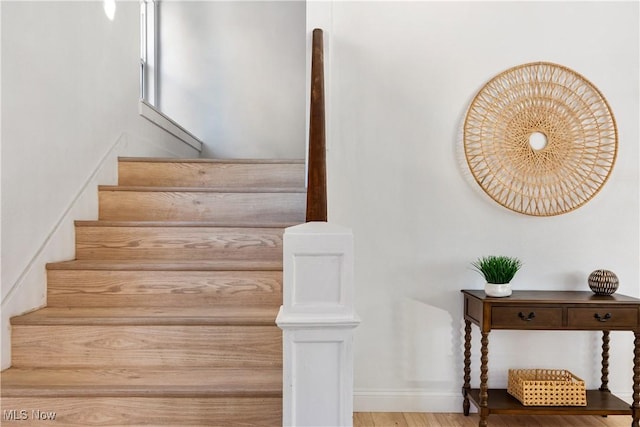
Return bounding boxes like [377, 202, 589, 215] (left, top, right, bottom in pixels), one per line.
[463, 320, 472, 416]
[479, 331, 489, 427]
[600, 330, 610, 392]
[633, 332, 640, 427]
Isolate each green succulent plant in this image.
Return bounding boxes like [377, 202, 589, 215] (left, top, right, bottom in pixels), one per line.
[472, 255, 522, 284]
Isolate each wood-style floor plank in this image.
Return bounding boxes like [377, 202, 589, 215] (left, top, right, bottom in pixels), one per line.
[354, 412, 376, 426]
[371, 412, 409, 426]
[404, 412, 443, 427]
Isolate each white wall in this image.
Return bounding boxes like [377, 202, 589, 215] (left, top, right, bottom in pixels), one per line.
[1, 1, 199, 369]
[157, 1, 306, 159]
[312, 1, 640, 412]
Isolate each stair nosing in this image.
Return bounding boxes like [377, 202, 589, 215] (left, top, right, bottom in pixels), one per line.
[2, 386, 283, 398]
[11, 307, 280, 326]
[1, 367, 282, 398]
[11, 318, 278, 327]
[98, 185, 306, 193]
[118, 157, 304, 164]
[46, 260, 284, 271]
[74, 220, 299, 228]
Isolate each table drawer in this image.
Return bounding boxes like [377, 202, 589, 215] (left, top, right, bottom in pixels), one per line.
[492, 307, 562, 328]
[568, 308, 638, 329]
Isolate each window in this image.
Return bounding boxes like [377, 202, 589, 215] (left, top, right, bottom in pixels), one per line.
[140, 0, 156, 104]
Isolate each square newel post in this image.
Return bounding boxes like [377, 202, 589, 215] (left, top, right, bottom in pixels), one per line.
[276, 222, 360, 427]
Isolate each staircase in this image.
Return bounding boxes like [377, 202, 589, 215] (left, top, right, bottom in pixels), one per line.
[1, 158, 306, 426]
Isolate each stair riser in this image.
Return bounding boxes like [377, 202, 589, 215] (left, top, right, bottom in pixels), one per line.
[99, 190, 306, 222]
[47, 270, 282, 308]
[75, 226, 284, 261]
[119, 160, 304, 188]
[12, 325, 281, 368]
[1, 397, 281, 426]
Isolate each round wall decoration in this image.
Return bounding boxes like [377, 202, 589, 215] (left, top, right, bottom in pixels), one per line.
[463, 62, 617, 216]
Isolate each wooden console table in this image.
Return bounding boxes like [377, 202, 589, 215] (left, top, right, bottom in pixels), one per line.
[461, 290, 640, 427]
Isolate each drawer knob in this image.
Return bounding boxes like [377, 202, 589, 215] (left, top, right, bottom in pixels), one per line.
[594, 313, 612, 322]
[518, 311, 536, 321]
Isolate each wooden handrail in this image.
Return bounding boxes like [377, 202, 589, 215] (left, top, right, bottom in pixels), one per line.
[306, 28, 327, 222]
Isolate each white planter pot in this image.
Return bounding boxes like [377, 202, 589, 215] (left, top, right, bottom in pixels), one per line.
[485, 282, 512, 297]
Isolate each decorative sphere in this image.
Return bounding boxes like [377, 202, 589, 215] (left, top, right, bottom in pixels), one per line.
[588, 270, 619, 295]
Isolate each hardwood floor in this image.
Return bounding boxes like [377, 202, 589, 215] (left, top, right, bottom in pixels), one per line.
[353, 412, 631, 426]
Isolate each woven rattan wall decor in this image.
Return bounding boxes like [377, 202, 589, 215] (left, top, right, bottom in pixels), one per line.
[463, 62, 617, 216]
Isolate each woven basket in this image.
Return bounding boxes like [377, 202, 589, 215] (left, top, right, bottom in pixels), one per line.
[507, 369, 586, 406]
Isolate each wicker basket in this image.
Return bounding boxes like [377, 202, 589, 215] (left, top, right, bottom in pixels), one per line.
[507, 369, 587, 406]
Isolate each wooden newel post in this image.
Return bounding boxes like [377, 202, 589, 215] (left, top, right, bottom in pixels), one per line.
[306, 28, 327, 222]
[276, 222, 359, 426]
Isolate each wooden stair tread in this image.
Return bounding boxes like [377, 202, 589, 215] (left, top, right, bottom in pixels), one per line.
[99, 185, 306, 193]
[11, 306, 279, 326]
[1, 367, 281, 397]
[75, 220, 299, 228]
[118, 157, 304, 164]
[7, 157, 292, 425]
[46, 259, 283, 271]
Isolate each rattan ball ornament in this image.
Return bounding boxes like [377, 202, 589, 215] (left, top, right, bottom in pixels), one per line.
[588, 269, 619, 295]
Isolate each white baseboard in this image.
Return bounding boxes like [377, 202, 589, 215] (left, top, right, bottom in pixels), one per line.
[354, 389, 472, 413]
[614, 392, 632, 404]
[139, 100, 203, 152]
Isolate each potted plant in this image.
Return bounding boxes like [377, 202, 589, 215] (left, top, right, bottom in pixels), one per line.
[472, 255, 522, 297]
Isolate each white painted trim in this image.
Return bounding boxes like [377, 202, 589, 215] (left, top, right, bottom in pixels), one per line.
[354, 389, 470, 413]
[280, 325, 359, 427]
[615, 392, 633, 404]
[1, 133, 124, 369]
[278, 222, 359, 427]
[138, 100, 203, 152]
[276, 308, 361, 329]
[0, 134, 124, 309]
[140, 0, 158, 105]
[0, 130, 190, 308]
